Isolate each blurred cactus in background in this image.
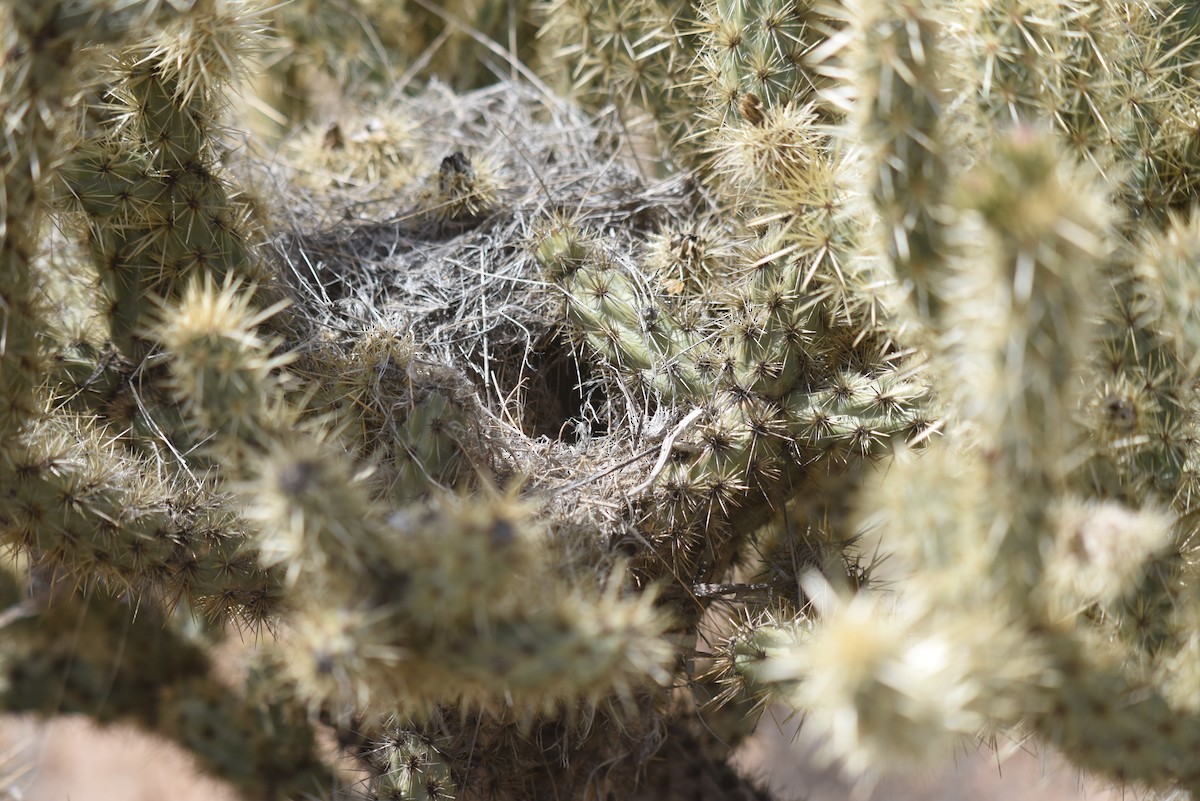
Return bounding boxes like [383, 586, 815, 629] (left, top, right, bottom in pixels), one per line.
[7, 0, 1200, 799]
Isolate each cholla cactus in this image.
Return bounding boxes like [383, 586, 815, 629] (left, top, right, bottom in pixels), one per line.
[7, 1, 1200, 800]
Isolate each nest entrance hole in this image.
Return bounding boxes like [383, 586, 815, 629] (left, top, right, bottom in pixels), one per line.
[497, 333, 605, 444]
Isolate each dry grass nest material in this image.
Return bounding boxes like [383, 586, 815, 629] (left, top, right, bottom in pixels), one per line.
[254, 78, 706, 537]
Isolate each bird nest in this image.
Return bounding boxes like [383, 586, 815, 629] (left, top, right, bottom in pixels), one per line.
[252, 77, 705, 539]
